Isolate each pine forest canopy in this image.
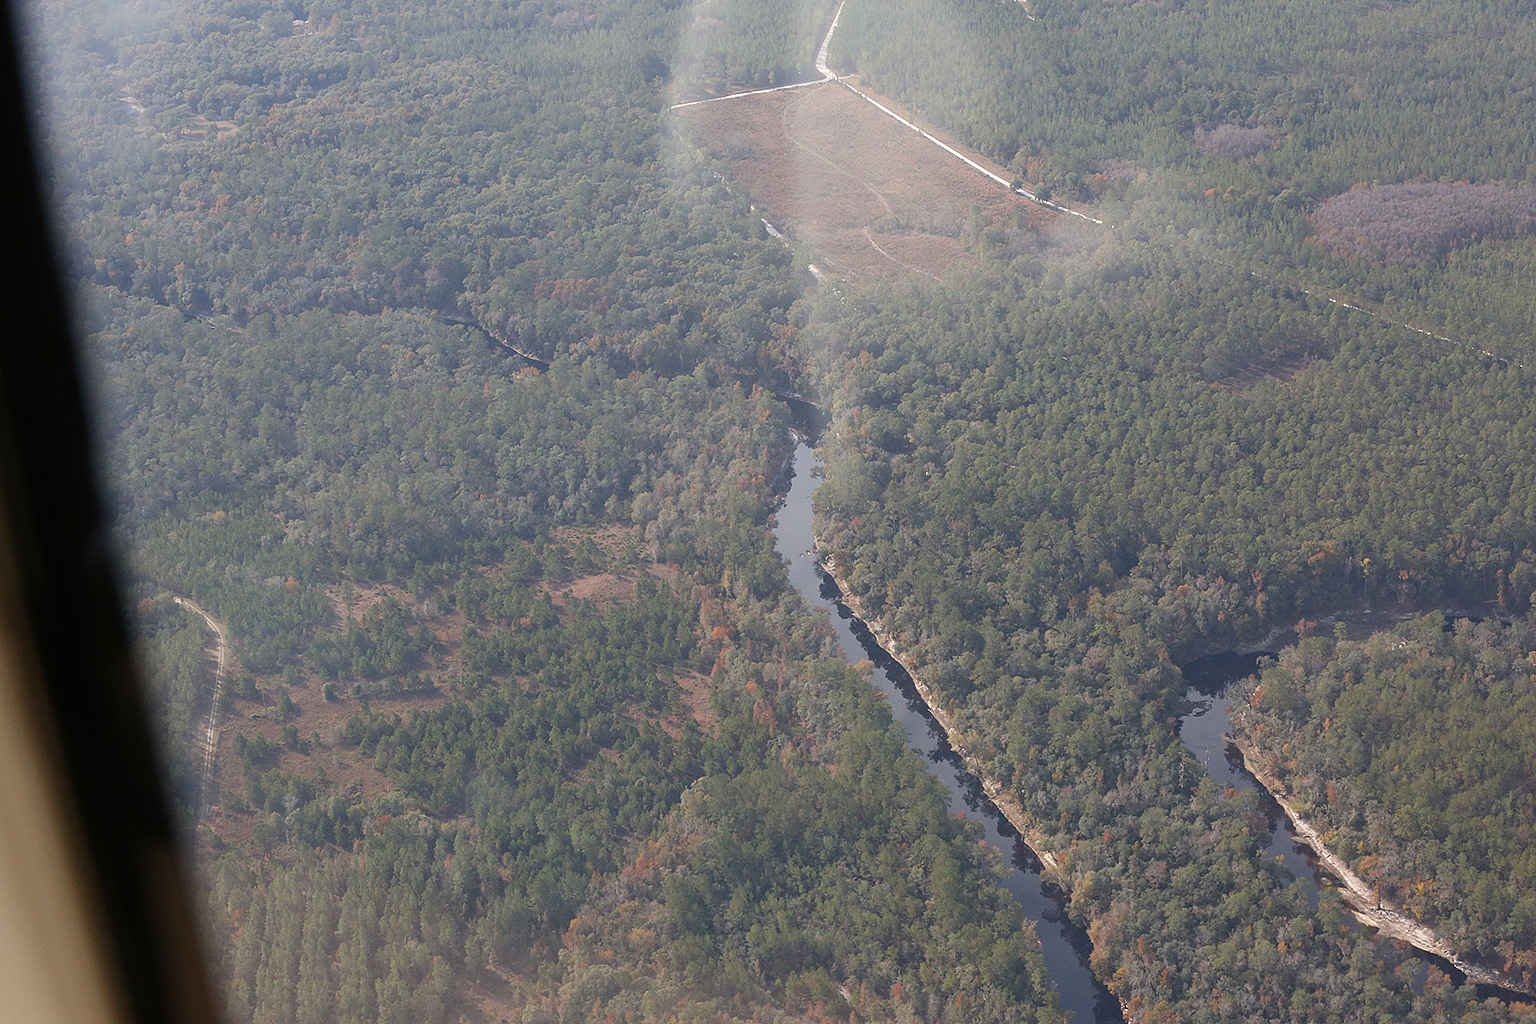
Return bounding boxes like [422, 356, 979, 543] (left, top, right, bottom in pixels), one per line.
[29, 0, 1536, 1019]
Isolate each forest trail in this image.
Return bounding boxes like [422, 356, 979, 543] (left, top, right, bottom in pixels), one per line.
[814, 0, 845, 78]
[682, 0, 1512, 368]
[174, 595, 230, 819]
[1286, 282, 1522, 369]
[808, 0, 1520, 364]
[1192, 246, 1526, 371]
[862, 226, 941, 280]
[672, 0, 1518, 367]
[669, 78, 824, 110]
[775, 86, 945, 278]
[825, 73, 1104, 225]
[665, 0, 844, 112]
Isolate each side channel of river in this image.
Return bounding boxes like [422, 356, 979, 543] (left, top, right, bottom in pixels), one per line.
[772, 442, 1121, 1024]
[1177, 650, 1525, 999]
[1178, 652, 1330, 910]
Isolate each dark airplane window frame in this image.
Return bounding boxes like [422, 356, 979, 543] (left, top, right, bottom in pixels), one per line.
[0, 1, 218, 1020]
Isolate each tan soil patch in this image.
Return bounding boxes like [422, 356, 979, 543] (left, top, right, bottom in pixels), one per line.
[539, 562, 677, 606]
[1217, 352, 1315, 391]
[557, 572, 636, 602]
[203, 681, 453, 855]
[671, 670, 720, 736]
[458, 969, 544, 1024]
[203, 558, 691, 859]
[325, 579, 422, 624]
[675, 80, 1060, 284]
[175, 114, 239, 142]
[551, 523, 636, 552]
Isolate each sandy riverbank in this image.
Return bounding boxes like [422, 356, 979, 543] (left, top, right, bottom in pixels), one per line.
[1228, 733, 1531, 995]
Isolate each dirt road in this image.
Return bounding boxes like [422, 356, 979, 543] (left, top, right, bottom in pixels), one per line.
[173, 595, 229, 818]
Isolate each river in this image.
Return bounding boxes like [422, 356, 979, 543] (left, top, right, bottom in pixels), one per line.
[772, 441, 1120, 1024]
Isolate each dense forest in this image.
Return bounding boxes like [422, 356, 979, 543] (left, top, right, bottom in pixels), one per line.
[31, 0, 1536, 1018]
[38, 0, 1071, 1019]
[805, 244, 1536, 1019]
[203, 558, 1063, 1024]
[828, 0, 1536, 361]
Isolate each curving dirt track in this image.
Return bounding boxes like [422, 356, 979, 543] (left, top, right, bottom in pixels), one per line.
[174, 595, 229, 820]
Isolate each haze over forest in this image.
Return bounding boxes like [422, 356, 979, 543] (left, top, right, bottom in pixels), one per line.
[28, 0, 1536, 1020]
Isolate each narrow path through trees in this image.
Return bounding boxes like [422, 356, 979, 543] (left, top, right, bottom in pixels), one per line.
[173, 595, 229, 819]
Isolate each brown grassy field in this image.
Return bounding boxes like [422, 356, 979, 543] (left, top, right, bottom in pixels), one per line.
[674, 79, 1062, 284]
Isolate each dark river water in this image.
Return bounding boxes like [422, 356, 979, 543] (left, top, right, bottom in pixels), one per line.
[772, 442, 1121, 1023]
[1177, 652, 1331, 908]
[773, 430, 1530, 1010]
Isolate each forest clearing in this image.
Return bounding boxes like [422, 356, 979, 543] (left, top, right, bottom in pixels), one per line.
[673, 80, 1067, 283]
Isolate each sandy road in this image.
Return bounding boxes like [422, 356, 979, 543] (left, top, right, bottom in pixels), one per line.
[814, 0, 844, 79]
[173, 595, 229, 819]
